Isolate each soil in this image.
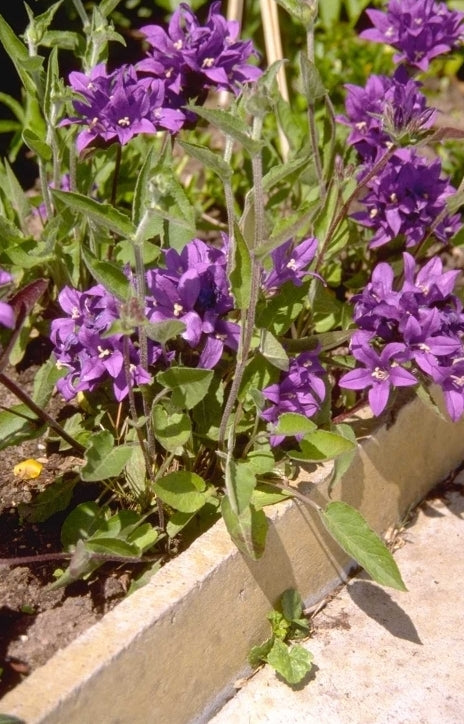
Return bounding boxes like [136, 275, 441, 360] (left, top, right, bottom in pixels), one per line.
[0, 364, 129, 699]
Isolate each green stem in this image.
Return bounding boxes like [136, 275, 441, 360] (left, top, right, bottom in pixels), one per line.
[315, 145, 397, 273]
[223, 134, 236, 277]
[0, 372, 85, 455]
[218, 117, 264, 448]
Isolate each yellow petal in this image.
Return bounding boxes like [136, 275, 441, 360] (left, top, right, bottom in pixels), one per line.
[13, 458, 43, 480]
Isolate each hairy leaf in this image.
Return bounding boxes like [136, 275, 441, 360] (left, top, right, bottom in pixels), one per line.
[320, 502, 407, 590]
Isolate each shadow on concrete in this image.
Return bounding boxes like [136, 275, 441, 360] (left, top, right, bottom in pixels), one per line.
[347, 580, 422, 645]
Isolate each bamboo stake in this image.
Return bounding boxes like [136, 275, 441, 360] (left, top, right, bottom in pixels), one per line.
[259, 0, 290, 160]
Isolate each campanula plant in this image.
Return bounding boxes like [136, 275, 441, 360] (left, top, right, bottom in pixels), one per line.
[0, 0, 463, 596]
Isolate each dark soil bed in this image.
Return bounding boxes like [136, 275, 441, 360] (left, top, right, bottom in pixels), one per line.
[0, 366, 128, 699]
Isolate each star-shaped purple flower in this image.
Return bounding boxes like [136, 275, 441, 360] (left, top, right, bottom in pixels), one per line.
[340, 335, 417, 416]
[262, 237, 319, 293]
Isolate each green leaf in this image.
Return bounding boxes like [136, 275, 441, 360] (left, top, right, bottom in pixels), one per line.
[0, 14, 39, 95]
[166, 510, 196, 538]
[268, 610, 291, 639]
[80, 430, 133, 482]
[156, 367, 214, 409]
[61, 502, 106, 549]
[262, 155, 309, 192]
[273, 412, 317, 437]
[132, 145, 156, 225]
[246, 448, 275, 475]
[152, 405, 191, 452]
[327, 423, 358, 495]
[266, 639, 313, 684]
[320, 501, 408, 591]
[259, 330, 289, 371]
[154, 471, 207, 513]
[221, 495, 268, 560]
[415, 383, 447, 422]
[281, 588, 304, 622]
[0, 120, 21, 133]
[40, 29, 82, 51]
[230, 223, 252, 310]
[0, 714, 26, 724]
[52, 189, 135, 237]
[32, 357, 67, 408]
[18, 477, 77, 524]
[225, 458, 257, 515]
[24, 0, 63, 46]
[299, 53, 326, 102]
[145, 319, 186, 345]
[81, 247, 131, 301]
[177, 140, 232, 181]
[317, 0, 342, 28]
[187, 104, 263, 156]
[0, 91, 25, 121]
[0, 404, 42, 451]
[248, 637, 274, 668]
[251, 484, 292, 510]
[289, 429, 356, 462]
[85, 537, 139, 558]
[5, 159, 31, 225]
[126, 522, 158, 553]
[256, 281, 307, 335]
[274, 0, 316, 26]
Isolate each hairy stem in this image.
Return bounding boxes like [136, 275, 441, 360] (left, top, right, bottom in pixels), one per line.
[0, 372, 85, 455]
[219, 117, 264, 448]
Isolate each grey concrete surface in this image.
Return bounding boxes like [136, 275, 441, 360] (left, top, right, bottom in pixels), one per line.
[209, 477, 464, 724]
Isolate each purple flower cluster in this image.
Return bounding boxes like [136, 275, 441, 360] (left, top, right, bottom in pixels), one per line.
[0, 269, 14, 329]
[261, 351, 326, 446]
[50, 232, 324, 403]
[63, 4, 261, 150]
[342, 2, 463, 251]
[361, 0, 464, 71]
[62, 64, 186, 152]
[51, 285, 155, 401]
[340, 253, 464, 419]
[145, 237, 240, 369]
[351, 148, 461, 249]
[138, 2, 261, 100]
[339, 69, 435, 162]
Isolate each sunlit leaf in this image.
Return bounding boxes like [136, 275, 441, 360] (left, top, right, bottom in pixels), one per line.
[320, 502, 407, 591]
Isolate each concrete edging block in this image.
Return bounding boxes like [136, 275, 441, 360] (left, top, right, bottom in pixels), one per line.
[2, 393, 464, 723]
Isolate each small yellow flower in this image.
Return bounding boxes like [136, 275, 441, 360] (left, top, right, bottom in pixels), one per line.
[13, 459, 43, 480]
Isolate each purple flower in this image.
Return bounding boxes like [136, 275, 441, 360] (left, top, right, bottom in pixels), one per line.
[63, 64, 185, 152]
[427, 358, 464, 421]
[261, 351, 326, 446]
[398, 308, 461, 374]
[145, 238, 239, 369]
[262, 237, 319, 292]
[346, 253, 464, 419]
[0, 269, 14, 329]
[352, 149, 461, 249]
[340, 70, 435, 161]
[360, 0, 464, 71]
[401, 252, 462, 305]
[51, 284, 157, 401]
[340, 336, 417, 416]
[351, 261, 404, 340]
[138, 2, 261, 100]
